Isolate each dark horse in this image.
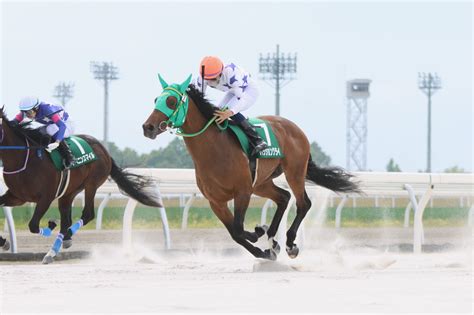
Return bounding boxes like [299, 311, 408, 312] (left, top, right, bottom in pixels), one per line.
[143, 75, 359, 260]
[0, 107, 162, 263]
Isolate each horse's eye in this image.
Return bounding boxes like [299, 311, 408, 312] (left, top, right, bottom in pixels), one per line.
[166, 96, 177, 110]
[154, 97, 158, 104]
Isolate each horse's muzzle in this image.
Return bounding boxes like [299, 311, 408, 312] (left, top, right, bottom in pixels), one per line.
[142, 123, 160, 139]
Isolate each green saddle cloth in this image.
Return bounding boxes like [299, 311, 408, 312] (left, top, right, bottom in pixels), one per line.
[227, 118, 284, 159]
[49, 136, 98, 170]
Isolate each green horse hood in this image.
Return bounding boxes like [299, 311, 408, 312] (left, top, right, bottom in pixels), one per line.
[154, 74, 192, 128]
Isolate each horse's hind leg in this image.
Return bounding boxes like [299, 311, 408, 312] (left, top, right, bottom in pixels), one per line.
[209, 199, 274, 260]
[284, 170, 312, 259]
[253, 180, 291, 254]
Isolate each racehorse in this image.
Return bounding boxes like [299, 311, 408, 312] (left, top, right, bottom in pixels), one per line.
[143, 75, 360, 260]
[0, 107, 162, 263]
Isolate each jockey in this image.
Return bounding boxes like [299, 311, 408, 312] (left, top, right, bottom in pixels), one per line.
[196, 56, 268, 156]
[13, 97, 75, 169]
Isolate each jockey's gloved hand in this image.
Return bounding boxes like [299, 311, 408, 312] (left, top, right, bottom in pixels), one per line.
[46, 141, 60, 152]
[214, 109, 234, 124]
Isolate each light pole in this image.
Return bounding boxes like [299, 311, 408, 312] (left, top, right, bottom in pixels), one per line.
[90, 61, 119, 150]
[53, 82, 74, 107]
[418, 72, 442, 173]
[258, 44, 297, 116]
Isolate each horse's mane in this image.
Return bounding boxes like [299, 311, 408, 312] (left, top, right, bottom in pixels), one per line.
[0, 108, 51, 145]
[187, 84, 218, 120]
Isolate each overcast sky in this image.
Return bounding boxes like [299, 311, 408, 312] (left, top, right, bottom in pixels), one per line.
[1, 0, 472, 172]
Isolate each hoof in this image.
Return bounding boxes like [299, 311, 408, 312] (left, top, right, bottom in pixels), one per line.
[2, 240, 10, 251]
[42, 255, 54, 265]
[286, 244, 299, 259]
[263, 249, 278, 261]
[42, 249, 57, 264]
[271, 239, 281, 255]
[63, 239, 73, 249]
[254, 225, 268, 238]
[48, 220, 58, 231]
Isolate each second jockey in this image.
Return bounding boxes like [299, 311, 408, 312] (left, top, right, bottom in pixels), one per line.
[196, 56, 268, 156]
[13, 97, 75, 169]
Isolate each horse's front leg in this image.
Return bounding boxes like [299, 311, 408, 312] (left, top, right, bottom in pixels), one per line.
[66, 186, 97, 240]
[210, 198, 275, 261]
[27, 198, 58, 238]
[58, 194, 74, 250]
[0, 236, 10, 251]
[0, 190, 26, 251]
[43, 194, 75, 264]
[43, 193, 77, 264]
[28, 198, 54, 237]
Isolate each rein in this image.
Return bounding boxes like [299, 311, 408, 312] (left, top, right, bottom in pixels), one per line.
[0, 145, 47, 150]
[175, 116, 228, 137]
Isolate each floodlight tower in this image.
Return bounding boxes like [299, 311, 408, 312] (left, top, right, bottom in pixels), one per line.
[258, 44, 297, 116]
[53, 82, 74, 107]
[90, 61, 119, 150]
[346, 79, 371, 171]
[418, 72, 442, 173]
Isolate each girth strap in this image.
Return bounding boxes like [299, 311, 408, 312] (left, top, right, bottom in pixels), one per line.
[55, 169, 71, 199]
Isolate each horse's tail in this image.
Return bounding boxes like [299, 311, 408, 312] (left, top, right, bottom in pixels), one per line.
[109, 159, 163, 207]
[306, 155, 361, 193]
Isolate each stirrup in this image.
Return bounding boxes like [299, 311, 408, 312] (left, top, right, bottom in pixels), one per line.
[251, 142, 268, 156]
[62, 158, 74, 169]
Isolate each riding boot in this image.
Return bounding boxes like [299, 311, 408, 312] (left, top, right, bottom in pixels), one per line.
[58, 140, 74, 169]
[238, 119, 269, 156]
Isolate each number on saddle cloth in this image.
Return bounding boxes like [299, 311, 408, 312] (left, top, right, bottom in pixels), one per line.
[48, 136, 98, 170]
[227, 118, 284, 159]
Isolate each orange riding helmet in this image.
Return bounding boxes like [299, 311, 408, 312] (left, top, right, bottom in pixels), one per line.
[199, 56, 224, 80]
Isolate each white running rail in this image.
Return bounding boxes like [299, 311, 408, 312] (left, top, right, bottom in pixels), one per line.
[2, 169, 473, 254]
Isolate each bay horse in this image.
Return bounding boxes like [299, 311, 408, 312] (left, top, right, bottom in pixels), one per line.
[0, 107, 162, 263]
[143, 75, 359, 260]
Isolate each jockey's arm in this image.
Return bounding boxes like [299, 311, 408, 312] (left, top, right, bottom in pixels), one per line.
[51, 113, 66, 142]
[13, 112, 24, 122]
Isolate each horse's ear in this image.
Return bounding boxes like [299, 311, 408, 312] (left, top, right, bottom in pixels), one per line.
[158, 74, 168, 89]
[179, 74, 192, 94]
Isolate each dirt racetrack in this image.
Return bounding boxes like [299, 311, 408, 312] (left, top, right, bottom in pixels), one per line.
[0, 226, 472, 314]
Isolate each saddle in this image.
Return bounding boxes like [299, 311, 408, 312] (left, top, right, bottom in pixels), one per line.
[226, 118, 284, 184]
[48, 136, 97, 170]
[227, 118, 283, 159]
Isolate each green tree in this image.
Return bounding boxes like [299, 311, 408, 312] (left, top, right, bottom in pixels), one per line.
[386, 158, 401, 172]
[143, 138, 193, 168]
[444, 166, 465, 173]
[309, 141, 332, 166]
[105, 142, 144, 167]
